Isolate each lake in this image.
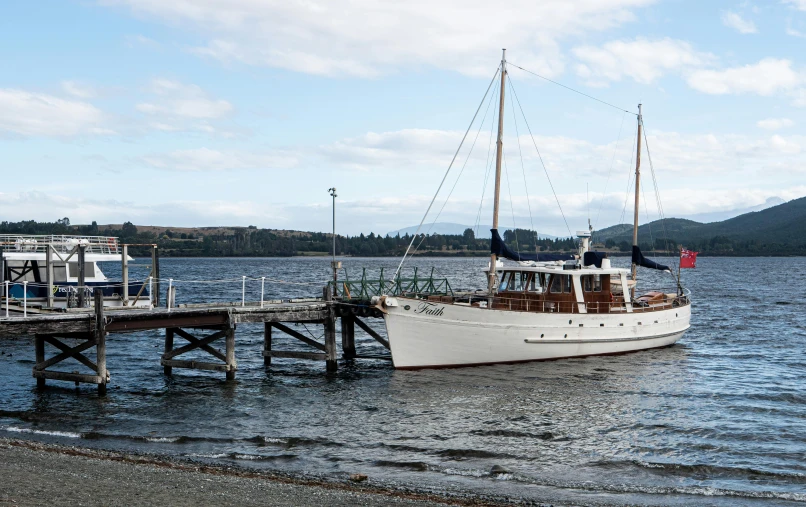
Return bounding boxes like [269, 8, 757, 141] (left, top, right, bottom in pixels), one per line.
[1, 256, 804, 506]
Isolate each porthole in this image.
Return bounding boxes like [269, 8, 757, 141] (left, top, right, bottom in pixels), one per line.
[564, 334, 568, 338]
[600, 323, 604, 327]
[619, 323, 624, 327]
[540, 333, 544, 338]
[579, 323, 584, 327]
[568, 319, 572, 324]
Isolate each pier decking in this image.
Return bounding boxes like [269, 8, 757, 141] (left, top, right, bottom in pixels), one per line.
[0, 288, 387, 395]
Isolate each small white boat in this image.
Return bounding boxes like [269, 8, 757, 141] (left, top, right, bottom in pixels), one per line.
[0, 234, 150, 308]
[378, 50, 691, 369]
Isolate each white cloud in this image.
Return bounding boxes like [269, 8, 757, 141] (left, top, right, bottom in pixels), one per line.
[61, 80, 98, 99]
[783, 0, 806, 11]
[102, 0, 656, 77]
[125, 34, 161, 49]
[137, 79, 232, 119]
[319, 129, 467, 171]
[721, 11, 758, 34]
[142, 147, 298, 171]
[0, 191, 291, 229]
[0, 89, 111, 137]
[757, 118, 795, 130]
[686, 58, 804, 96]
[573, 38, 715, 85]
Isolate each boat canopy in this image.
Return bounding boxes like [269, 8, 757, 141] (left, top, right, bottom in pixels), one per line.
[490, 229, 574, 263]
[631, 246, 670, 272]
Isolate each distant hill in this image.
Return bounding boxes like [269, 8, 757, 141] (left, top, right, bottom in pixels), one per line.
[593, 196, 806, 253]
[680, 196, 785, 223]
[389, 222, 556, 239]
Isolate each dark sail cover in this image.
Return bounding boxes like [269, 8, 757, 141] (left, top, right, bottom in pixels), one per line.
[583, 251, 607, 268]
[631, 245, 670, 272]
[490, 229, 574, 263]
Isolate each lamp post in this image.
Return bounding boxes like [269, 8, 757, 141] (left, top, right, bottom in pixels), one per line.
[328, 188, 341, 295]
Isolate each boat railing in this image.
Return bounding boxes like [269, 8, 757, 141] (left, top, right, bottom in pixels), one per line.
[480, 290, 691, 314]
[330, 266, 453, 301]
[0, 235, 120, 255]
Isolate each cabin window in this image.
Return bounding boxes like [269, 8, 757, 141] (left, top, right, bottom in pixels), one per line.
[593, 274, 602, 292]
[550, 274, 572, 294]
[583, 276, 593, 292]
[498, 272, 513, 291]
[549, 274, 562, 293]
[68, 262, 95, 278]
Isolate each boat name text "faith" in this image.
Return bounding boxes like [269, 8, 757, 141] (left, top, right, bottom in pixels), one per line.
[414, 302, 445, 316]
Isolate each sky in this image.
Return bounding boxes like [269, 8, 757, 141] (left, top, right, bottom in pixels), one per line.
[1, 0, 805, 237]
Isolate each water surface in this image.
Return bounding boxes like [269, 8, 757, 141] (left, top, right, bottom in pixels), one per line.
[1, 257, 804, 506]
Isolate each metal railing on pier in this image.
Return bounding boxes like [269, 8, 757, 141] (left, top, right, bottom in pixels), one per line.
[329, 267, 454, 301]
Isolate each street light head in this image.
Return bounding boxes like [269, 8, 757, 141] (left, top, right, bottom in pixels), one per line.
[328, 187, 337, 197]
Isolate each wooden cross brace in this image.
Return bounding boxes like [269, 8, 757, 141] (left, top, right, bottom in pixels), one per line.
[32, 333, 109, 385]
[161, 327, 235, 375]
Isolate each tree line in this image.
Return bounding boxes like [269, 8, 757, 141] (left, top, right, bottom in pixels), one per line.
[2, 219, 803, 257]
[0, 220, 582, 257]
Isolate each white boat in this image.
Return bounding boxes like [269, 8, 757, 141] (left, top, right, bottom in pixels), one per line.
[0, 234, 150, 309]
[377, 50, 692, 369]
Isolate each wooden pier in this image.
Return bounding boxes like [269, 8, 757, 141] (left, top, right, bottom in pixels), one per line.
[0, 287, 388, 395]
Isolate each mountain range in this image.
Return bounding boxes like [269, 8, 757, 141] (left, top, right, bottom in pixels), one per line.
[594, 196, 806, 248]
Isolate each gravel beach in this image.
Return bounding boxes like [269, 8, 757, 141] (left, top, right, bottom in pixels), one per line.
[0, 438, 524, 507]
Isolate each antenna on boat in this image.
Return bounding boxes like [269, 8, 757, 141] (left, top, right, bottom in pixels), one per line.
[630, 104, 643, 300]
[488, 48, 507, 295]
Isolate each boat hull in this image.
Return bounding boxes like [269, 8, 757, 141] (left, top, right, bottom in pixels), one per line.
[383, 297, 691, 369]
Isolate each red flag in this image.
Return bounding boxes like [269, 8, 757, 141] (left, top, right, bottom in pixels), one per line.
[680, 248, 698, 269]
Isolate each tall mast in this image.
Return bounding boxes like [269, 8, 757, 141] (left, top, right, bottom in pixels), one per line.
[488, 49, 507, 294]
[630, 104, 643, 299]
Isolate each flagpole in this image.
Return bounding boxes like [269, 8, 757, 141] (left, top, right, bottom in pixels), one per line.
[677, 245, 683, 295]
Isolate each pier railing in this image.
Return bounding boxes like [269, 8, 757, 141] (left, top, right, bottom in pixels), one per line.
[330, 267, 453, 301]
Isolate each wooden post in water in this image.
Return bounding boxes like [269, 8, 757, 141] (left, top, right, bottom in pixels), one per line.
[225, 315, 236, 381]
[77, 244, 87, 308]
[323, 286, 338, 372]
[94, 289, 108, 396]
[164, 328, 174, 375]
[34, 334, 45, 389]
[151, 245, 160, 307]
[45, 244, 54, 309]
[121, 244, 129, 307]
[263, 322, 272, 366]
[341, 315, 355, 360]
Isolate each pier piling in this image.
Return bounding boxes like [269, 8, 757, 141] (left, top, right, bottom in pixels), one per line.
[263, 323, 272, 366]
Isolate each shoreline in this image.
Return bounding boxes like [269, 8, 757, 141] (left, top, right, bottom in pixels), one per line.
[0, 438, 535, 507]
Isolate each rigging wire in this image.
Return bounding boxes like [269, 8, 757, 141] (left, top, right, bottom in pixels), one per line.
[507, 79, 538, 252]
[502, 151, 521, 257]
[619, 123, 638, 226]
[641, 119, 679, 271]
[593, 110, 629, 232]
[508, 62, 636, 116]
[473, 84, 500, 238]
[508, 76, 576, 243]
[409, 75, 500, 258]
[394, 66, 500, 277]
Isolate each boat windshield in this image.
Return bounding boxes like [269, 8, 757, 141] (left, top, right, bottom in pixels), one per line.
[498, 271, 547, 293]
